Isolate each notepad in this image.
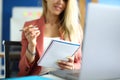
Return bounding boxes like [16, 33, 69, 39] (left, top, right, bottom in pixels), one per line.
[37, 40, 80, 69]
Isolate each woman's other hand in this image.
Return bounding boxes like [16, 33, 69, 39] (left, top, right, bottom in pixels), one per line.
[57, 56, 74, 70]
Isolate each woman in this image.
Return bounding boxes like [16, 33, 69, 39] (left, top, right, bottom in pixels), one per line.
[18, 0, 83, 76]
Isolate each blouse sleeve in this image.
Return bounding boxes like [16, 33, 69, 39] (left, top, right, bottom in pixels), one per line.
[18, 22, 35, 76]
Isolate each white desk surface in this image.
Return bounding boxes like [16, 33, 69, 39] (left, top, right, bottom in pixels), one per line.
[42, 74, 65, 80]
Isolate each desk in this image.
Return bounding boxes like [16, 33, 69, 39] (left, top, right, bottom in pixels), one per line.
[1, 75, 65, 80]
[1, 69, 77, 80]
[42, 74, 65, 80]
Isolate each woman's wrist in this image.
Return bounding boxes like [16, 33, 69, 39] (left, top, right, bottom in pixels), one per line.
[28, 41, 36, 47]
[27, 47, 36, 55]
[25, 44, 36, 63]
[27, 44, 36, 55]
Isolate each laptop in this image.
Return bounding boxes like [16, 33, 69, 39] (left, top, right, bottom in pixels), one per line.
[79, 3, 120, 80]
[50, 69, 80, 80]
[50, 3, 120, 80]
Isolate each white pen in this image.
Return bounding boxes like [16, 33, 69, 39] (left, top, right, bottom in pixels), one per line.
[19, 29, 24, 31]
[19, 26, 37, 31]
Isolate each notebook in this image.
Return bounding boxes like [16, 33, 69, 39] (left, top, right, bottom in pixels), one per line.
[79, 3, 120, 80]
[37, 39, 80, 68]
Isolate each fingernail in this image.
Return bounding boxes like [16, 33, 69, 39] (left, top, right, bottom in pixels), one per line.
[57, 60, 61, 63]
[66, 56, 70, 59]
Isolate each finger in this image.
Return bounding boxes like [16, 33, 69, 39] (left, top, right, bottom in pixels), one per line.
[24, 27, 39, 37]
[67, 56, 74, 62]
[31, 30, 40, 37]
[23, 25, 33, 31]
[57, 60, 73, 67]
[24, 30, 30, 37]
[58, 63, 73, 70]
[24, 25, 38, 32]
[28, 27, 39, 33]
[35, 30, 40, 37]
[28, 25, 36, 29]
[57, 63, 64, 70]
[24, 30, 34, 40]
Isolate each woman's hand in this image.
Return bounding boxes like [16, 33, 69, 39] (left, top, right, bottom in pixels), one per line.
[57, 56, 74, 70]
[23, 25, 40, 47]
[23, 25, 40, 63]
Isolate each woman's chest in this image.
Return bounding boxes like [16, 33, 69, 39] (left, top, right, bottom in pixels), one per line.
[44, 24, 60, 37]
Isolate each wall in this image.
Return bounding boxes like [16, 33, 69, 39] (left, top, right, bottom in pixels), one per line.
[0, 0, 2, 52]
[1, 0, 120, 51]
[0, 0, 42, 77]
[1, 0, 42, 51]
[79, 0, 120, 30]
[99, 0, 120, 6]
[0, 0, 4, 77]
[10, 7, 43, 41]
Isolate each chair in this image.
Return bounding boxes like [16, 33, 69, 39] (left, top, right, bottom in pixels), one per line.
[3, 41, 21, 78]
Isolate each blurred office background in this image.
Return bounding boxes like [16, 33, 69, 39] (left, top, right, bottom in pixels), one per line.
[0, 0, 120, 78]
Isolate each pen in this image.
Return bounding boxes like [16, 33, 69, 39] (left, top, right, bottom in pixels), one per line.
[19, 29, 24, 31]
[19, 26, 37, 31]
[39, 71, 50, 76]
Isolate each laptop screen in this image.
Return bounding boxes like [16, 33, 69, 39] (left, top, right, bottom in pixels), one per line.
[79, 3, 120, 80]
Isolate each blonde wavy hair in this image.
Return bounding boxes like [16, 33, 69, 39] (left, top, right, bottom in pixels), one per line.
[42, 0, 83, 43]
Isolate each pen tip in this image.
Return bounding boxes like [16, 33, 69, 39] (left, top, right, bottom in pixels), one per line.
[19, 29, 23, 31]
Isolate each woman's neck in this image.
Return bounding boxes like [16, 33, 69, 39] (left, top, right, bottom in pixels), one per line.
[45, 12, 59, 25]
